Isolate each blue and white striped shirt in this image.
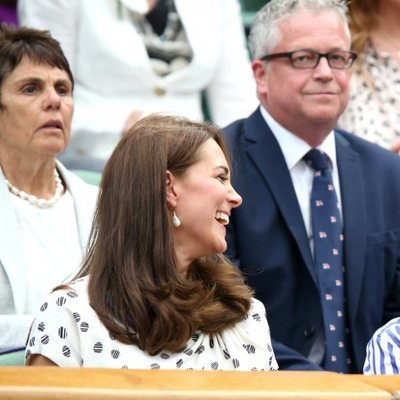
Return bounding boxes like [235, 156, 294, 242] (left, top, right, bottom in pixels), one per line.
[364, 317, 400, 375]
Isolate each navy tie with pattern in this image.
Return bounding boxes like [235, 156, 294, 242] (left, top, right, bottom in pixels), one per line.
[304, 149, 350, 373]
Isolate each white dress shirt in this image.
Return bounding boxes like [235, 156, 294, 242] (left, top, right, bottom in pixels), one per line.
[260, 106, 343, 255]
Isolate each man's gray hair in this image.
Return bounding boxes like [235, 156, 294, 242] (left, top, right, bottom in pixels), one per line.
[248, 0, 350, 60]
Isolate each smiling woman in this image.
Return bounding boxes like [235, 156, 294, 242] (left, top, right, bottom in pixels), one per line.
[25, 114, 278, 371]
[168, 137, 242, 272]
[0, 24, 98, 350]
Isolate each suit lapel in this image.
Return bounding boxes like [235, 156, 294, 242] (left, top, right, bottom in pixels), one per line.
[335, 133, 366, 326]
[243, 110, 316, 283]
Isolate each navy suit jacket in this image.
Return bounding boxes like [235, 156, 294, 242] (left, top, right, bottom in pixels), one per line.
[223, 108, 400, 373]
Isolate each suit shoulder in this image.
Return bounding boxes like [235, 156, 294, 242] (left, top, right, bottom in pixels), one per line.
[336, 129, 400, 170]
[223, 117, 246, 137]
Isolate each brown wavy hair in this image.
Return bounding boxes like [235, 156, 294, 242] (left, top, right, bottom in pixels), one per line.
[348, 0, 381, 80]
[76, 114, 252, 355]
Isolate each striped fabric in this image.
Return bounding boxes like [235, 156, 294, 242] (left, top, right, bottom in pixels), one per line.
[364, 317, 400, 374]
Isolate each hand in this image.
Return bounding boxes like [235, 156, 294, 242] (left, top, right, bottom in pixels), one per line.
[122, 110, 145, 135]
[390, 138, 400, 155]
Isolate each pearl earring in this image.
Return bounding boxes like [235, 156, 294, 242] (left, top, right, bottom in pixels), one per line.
[172, 211, 181, 227]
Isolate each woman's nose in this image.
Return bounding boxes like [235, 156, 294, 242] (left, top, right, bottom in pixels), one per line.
[43, 88, 61, 110]
[228, 186, 242, 208]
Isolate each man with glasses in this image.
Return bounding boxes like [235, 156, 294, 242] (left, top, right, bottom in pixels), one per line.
[223, 0, 400, 373]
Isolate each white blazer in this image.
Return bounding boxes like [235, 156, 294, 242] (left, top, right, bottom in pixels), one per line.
[0, 162, 99, 348]
[18, 0, 258, 159]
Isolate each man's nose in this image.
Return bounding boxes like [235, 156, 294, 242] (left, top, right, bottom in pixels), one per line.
[313, 56, 334, 78]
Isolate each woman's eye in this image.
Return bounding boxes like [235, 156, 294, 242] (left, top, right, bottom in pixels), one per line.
[22, 85, 37, 94]
[56, 86, 70, 96]
[217, 175, 228, 183]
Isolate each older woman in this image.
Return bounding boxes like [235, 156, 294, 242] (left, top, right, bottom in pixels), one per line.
[0, 24, 98, 349]
[25, 115, 278, 371]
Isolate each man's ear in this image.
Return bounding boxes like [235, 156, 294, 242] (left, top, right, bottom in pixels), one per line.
[252, 60, 268, 96]
[166, 170, 178, 209]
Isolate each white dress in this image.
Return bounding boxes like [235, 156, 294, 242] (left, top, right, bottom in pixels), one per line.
[26, 277, 278, 371]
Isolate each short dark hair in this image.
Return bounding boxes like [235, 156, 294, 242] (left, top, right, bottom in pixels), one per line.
[0, 24, 74, 104]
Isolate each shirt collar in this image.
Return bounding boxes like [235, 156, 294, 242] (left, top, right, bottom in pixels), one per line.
[259, 105, 338, 171]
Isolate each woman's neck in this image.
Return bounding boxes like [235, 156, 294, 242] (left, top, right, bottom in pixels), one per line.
[0, 152, 58, 200]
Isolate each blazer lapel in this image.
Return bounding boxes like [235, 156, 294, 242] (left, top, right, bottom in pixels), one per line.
[167, 0, 219, 83]
[335, 132, 366, 326]
[243, 110, 316, 283]
[56, 161, 93, 251]
[0, 172, 28, 314]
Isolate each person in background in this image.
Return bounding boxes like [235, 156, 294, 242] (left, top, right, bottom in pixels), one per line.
[223, 0, 400, 373]
[25, 115, 278, 371]
[364, 317, 400, 375]
[18, 0, 257, 170]
[0, 0, 18, 26]
[338, 0, 400, 152]
[0, 24, 98, 349]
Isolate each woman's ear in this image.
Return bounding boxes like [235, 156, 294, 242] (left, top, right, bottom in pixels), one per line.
[166, 170, 178, 209]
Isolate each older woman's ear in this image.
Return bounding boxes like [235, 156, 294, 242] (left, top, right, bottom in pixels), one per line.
[166, 170, 178, 209]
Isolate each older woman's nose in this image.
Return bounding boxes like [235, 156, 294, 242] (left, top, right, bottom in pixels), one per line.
[42, 88, 61, 110]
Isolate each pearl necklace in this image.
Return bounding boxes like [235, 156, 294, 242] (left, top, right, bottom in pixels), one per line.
[5, 169, 64, 208]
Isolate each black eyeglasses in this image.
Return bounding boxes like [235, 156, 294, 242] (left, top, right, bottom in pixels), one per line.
[260, 49, 357, 69]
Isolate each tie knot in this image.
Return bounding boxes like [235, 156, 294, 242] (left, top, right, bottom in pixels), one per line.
[304, 149, 329, 171]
